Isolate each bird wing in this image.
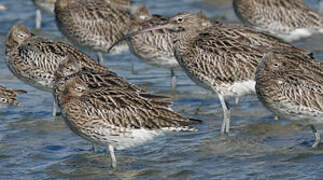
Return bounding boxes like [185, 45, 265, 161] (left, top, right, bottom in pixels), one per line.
[79, 88, 196, 129]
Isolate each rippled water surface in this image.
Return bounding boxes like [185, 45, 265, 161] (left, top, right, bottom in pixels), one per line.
[1, 0, 323, 179]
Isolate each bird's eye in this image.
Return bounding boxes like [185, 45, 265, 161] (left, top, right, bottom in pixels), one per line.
[177, 17, 183, 23]
[66, 65, 73, 71]
[273, 63, 279, 67]
[17, 32, 27, 39]
[75, 86, 84, 92]
[0, 98, 7, 103]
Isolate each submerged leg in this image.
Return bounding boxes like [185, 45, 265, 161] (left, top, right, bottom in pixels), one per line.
[97, 52, 104, 65]
[218, 93, 231, 134]
[92, 143, 98, 153]
[52, 100, 57, 117]
[36, 9, 41, 29]
[234, 97, 239, 105]
[274, 116, 279, 121]
[170, 68, 176, 90]
[310, 124, 321, 148]
[108, 144, 117, 169]
[131, 60, 136, 74]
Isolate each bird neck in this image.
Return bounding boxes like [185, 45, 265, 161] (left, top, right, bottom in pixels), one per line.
[173, 29, 200, 54]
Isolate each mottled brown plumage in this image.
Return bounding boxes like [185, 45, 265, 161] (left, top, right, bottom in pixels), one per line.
[57, 71, 200, 168]
[125, 6, 183, 89]
[137, 11, 312, 134]
[128, 7, 177, 68]
[256, 50, 323, 121]
[255, 50, 323, 147]
[0, 85, 27, 107]
[54, 55, 147, 107]
[233, 0, 323, 41]
[5, 24, 96, 116]
[55, 0, 132, 64]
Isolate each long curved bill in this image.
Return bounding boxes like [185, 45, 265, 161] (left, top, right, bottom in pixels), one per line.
[107, 24, 169, 53]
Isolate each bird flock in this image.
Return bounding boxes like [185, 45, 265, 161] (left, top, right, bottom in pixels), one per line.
[1, 0, 323, 169]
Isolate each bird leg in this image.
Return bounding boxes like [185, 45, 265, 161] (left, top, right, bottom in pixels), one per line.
[92, 143, 98, 153]
[131, 60, 136, 74]
[108, 144, 117, 169]
[170, 68, 176, 90]
[97, 52, 104, 65]
[36, 9, 41, 29]
[234, 97, 239, 105]
[218, 93, 231, 134]
[52, 100, 57, 117]
[309, 124, 321, 148]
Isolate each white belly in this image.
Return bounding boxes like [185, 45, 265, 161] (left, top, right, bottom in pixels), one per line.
[217, 80, 256, 98]
[83, 125, 189, 150]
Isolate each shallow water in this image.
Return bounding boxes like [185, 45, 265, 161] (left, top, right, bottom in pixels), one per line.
[1, 0, 323, 179]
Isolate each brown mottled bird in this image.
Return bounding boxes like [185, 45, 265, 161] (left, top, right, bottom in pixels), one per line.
[233, 0, 323, 41]
[56, 71, 200, 168]
[54, 54, 147, 152]
[122, 6, 182, 89]
[255, 50, 323, 148]
[54, 55, 147, 108]
[131, 11, 312, 134]
[55, 0, 133, 65]
[5, 24, 96, 117]
[0, 85, 27, 108]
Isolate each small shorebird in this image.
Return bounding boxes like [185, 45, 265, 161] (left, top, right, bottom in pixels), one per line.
[55, 0, 133, 65]
[122, 6, 182, 89]
[233, 0, 323, 41]
[32, 0, 56, 29]
[5, 24, 96, 117]
[131, 11, 312, 134]
[57, 71, 200, 168]
[0, 85, 27, 108]
[255, 50, 323, 148]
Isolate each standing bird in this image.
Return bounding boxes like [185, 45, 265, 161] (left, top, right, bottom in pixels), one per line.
[55, 0, 133, 65]
[5, 24, 96, 117]
[121, 6, 183, 89]
[132, 12, 312, 134]
[255, 51, 323, 148]
[32, 0, 57, 29]
[232, 0, 323, 41]
[54, 55, 147, 152]
[0, 85, 27, 108]
[57, 71, 200, 168]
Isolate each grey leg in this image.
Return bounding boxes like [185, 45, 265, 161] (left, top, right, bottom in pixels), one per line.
[218, 93, 231, 134]
[52, 99, 57, 117]
[234, 97, 239, 105]
[171, 68, 176, 90]
[108, 144, 117, 169]
[36, 9, 41, 29]
[310, 125, 321, 148]
[131, 60, 136, 74]
[274, 116, 279, 121]
[92, 143, 98, 153]
[97, 52, 104, 65]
